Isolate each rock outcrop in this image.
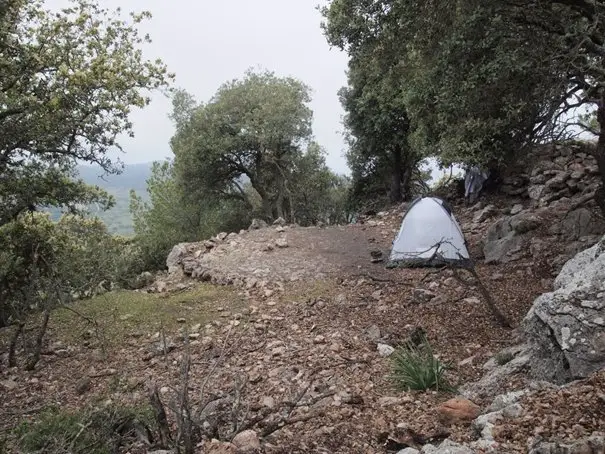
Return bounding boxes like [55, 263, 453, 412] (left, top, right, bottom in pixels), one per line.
[477, 143, 604, 267]
[522, 235, 605, 383]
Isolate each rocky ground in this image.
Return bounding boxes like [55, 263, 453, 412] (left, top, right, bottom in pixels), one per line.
[1, 143, 605, 453]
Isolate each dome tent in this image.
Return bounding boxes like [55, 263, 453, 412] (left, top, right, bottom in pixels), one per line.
[386, 196, 471, 268]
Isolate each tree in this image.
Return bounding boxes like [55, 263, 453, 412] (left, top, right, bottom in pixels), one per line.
[0, 213, 138, 366]
[129, 160, 250, 269]
[0, 0, 173, 225]
[287, 143, 352, 225]
[0, 0, 172, 364]
[321, 1, 569, 174]
[322, 2, 437, 206]
[497, 0, 605, 213]
[171, 69, 313, 221]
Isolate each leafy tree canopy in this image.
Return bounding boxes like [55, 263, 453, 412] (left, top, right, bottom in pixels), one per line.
[321, 0, 566, 171]
[0, 0, 173, 224]
[172, 69, 317, 221]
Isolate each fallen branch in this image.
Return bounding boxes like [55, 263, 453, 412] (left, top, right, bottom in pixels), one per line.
[261, 410, 325, 438]
[352, 273, 409, 284]
[451, 268, 513, 329]
[148, 384, 171, 448]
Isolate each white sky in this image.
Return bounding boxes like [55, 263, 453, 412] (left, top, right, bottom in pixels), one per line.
[46, 0, 351, 174]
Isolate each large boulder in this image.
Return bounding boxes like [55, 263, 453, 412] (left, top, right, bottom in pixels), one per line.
[166, 243, 190, 274]
[483, 211, 543, 263]
[559, 208, 605, 241]
[248, 218, 268, 230]
[522, 235, 605, 383]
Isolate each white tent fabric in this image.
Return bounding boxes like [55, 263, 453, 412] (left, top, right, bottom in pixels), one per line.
[388, 197, 470, 267]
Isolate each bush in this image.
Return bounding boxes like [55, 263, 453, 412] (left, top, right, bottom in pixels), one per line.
[0, 213, 144, 328]
[494, 351, 514, 366]
[16, 404, 155, 454]
[389, 336, 455, 392]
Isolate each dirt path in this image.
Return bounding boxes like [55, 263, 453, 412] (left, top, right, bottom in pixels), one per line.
[174, 219, 401, 288]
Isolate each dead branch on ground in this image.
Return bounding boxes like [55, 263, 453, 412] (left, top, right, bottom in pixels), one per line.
[450, 267, 513, 329]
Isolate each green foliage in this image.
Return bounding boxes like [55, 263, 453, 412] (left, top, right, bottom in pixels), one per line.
[494, 351, 514, 366]
[171, 69, 349, 224]
[284, 142, 352, 225]
[390, 337, 455, 393]
[0, 0, 172, 227]
[321, 0, 591, 172]
[129, 160, 251, 270]
[0, 213, 143, 327]
[16, 404, 155, 454]
[322, 4, 431, 206]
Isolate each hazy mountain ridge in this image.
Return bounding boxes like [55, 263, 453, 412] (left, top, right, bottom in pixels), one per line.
[46, 163, 153, 235]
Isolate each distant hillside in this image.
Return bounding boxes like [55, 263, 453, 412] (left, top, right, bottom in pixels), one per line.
[47, 163, 153, 235]
[77, 163, 151, 194]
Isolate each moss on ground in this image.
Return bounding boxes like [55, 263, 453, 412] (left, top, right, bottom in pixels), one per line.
[47, 284, 246, 348]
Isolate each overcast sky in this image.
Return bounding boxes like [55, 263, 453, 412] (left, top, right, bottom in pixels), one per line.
[47, 0, 351, 174]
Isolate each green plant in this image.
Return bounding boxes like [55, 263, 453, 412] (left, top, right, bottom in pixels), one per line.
[389, 336, 455, 393]
[494, 351, 514, 366]
[16, 404, 155, 454]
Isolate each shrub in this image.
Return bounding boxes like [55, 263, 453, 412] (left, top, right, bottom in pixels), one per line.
[494, 351, 514, 366]
[389, 336, 455, 392]
[16, 404, 155, 454]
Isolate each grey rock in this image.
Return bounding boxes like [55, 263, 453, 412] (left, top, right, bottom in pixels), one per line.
[232, 429, 261, 452]
[131, 271, 154, 290]
[397, 449, 420, 454]
[166, 243, 189, 273]
[483, 211, 545, 263]
[528, 184, 546, 201]
[249, 218, 268, 230]
[530, 174, 547, 185]
[273, 217, 287, 226]
[528, 433, 605, 454]
[377, 343, 395, 357]
[510, 204, 524, 215]
[522, 235, 605, 383]
[412, 288, 436, 303]
[366, 324, 381, 341]
[510, 212, 543, 234]
[420, 440, 474, 454]
[560, 208, 605, 241]
[473, 204, 498, 224]
[275, 238, 288, 248]
[461, 345, 532, 401]
[483, 218, 526, 264]
[487, 390, 526, 412]
[545, 171, 571, 190]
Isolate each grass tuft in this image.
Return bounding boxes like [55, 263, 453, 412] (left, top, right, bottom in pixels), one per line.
[389, 335, 456, 393]
[494, 350, 514, 366]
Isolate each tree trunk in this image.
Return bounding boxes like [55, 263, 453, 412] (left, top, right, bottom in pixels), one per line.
[389, 146, 403, 203]
[401, 158, 413, 201]
[595, 99, 605, 216]
[246, 173, 273, 221]
[25, 306, 50, 371]
[8, 321, 24, 367]
[276, 190, 285, 220]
